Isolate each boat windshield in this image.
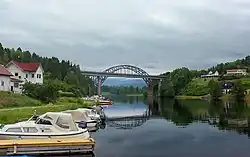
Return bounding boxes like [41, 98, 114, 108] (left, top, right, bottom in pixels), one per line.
[35, 118, 52, 125]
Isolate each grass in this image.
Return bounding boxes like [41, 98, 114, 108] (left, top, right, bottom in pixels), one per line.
[126, 93, 143, 96]
[0, 97, 94, 124]
[0, 91, 42, 109]
[175, 95, 209, 100]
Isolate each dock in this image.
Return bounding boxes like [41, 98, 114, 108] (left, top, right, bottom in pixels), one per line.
[0, 138, 95, 156]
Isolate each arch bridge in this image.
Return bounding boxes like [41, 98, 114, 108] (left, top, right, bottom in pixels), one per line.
[82, 64, 166, 97]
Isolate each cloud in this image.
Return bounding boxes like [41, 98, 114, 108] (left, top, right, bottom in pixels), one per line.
[0, 0, 250, 75]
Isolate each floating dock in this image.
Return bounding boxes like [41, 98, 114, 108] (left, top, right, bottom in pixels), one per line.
[0, 138, 95, 156]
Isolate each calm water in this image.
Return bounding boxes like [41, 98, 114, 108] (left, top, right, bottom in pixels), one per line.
[8, 97, 250, 157]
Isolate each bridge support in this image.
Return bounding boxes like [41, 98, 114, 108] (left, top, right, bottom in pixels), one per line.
[97, 76, 102, 96]
[148, 79, 162, 98]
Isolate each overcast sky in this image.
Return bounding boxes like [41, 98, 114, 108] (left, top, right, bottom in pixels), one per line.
[0, 0, 250, 75]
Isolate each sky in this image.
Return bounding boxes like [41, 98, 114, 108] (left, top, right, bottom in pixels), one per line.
[0, 0, 250, 75]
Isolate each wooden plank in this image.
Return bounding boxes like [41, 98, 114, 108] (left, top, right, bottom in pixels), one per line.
[0, 138, 95, 148]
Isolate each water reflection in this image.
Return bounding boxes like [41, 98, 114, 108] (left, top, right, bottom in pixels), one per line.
[14, 96, 250, 157]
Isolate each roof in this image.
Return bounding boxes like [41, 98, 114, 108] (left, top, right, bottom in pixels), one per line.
[10, 77, 23, 82]
[10, 61, 41, 72]
[227, 69, 247, 72]
[0, 65, 12, 76]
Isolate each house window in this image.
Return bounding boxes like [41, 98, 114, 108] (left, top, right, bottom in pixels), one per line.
[37, 74, 41, 78]
[15, 73, 18, 76]
[26, 74, 28, 78]
[1, 81, 4, 86]
[32, 74, 34, 78]
[14, 82, 19, 88]
[19, 76, 21, 79]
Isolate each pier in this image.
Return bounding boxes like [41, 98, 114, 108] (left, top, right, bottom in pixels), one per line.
[0, 138, 95, 156]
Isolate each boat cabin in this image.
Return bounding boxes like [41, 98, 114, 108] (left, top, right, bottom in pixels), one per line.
[1, 112, 80, 133]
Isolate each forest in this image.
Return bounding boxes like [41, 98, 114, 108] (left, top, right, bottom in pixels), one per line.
[0, 42, 94, 102]
[102, 85, 147, 96]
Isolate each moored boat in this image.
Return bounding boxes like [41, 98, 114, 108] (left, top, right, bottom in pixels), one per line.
[63, 110, 98, 132]
[0, 112, 90, 140]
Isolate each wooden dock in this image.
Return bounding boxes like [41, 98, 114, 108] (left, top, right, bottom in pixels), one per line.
[0, 138, 95, 156]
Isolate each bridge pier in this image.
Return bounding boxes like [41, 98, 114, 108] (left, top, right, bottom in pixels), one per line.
[147, 79, 162, 98]
[97, 76, 102, 96]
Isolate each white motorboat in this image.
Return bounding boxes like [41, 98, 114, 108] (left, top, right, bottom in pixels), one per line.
[63, 110, 98, 131]
[77, 108, 102, 121]
[0, 112, 90, 140]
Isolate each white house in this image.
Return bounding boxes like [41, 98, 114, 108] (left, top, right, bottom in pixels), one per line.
[5, 61, 44, 84]
[226, 69, 247, 76]
[0, 65, 12, 92]
[0, 65, 22, 93]
[201, 71, 219, 78]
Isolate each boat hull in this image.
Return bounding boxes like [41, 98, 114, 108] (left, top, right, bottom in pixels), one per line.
[0, 130, 90, 140]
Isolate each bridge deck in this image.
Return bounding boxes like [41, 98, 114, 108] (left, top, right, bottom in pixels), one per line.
[82, 71, 166, 79]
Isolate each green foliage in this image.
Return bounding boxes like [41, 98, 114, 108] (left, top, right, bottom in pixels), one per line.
[160, 78, 175, 97]
[184, 79, 210, 96]
[160, 67, 194, 96]
[0, 92, 42, 109]
[0, 42, 94, 97]
[231, 81, 246, 101]
[22, 81, 59, 103]
[102, 85, 147, 95]
[208, 80, 222, 100]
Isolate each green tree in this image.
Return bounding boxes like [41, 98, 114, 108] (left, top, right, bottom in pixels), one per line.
[231, 81, 245, 101]
[208, 80, 222, 100]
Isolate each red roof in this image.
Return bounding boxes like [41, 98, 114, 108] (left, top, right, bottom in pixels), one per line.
[227, 69, 246, 72]
[0, 65, 12, 76]
[13, 61, 41, 72]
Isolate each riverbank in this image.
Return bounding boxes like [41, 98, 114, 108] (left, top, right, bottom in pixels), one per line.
[0, 97, 95, 124]
[175, 95, 210, 100]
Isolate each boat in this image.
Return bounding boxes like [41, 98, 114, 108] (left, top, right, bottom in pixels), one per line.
[87, 106, 106, 122]
[0, 112, 90, 140]
[63, 110, 98, 132]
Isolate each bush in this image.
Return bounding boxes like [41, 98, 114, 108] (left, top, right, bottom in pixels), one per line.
[22, 81, 58, 103]
[184, 79, 210, 96]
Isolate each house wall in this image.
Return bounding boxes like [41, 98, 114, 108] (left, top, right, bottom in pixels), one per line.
[34, 66, 43, 84]
[10, 82, 22, 93]
[6, 64, 25, 81]
[6, 63, 43, 84]
[226, 69, 247, 75]
[0, 75, 11, 92]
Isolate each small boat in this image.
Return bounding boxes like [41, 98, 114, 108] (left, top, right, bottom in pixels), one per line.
[77, 108, 102, 121]
[0, 112, 90, 140]
[64, 110, 98, 132]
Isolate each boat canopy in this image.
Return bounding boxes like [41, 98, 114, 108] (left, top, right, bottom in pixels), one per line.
[35, 112, 78, 131]
[64, 110, 92, 122]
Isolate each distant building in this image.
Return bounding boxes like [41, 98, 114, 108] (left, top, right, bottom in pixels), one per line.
[201, 71, 219, 78]
[5, 61, 44, 84]
[226, 69, 247, 76]
[221, 82, 233, 94]
[0, 65, 22, 93]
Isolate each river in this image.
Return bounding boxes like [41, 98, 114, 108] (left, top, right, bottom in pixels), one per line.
[7, 96, 250, 157]
[91, 96, 250, 157]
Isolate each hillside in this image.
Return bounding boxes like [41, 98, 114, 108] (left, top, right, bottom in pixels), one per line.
[160, 56, 250, 98]
[0, 42, 94, 97]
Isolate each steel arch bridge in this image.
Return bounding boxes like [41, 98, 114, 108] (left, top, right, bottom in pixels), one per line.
[94, 65, 151, 86]
[81, 64, 166, 96]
